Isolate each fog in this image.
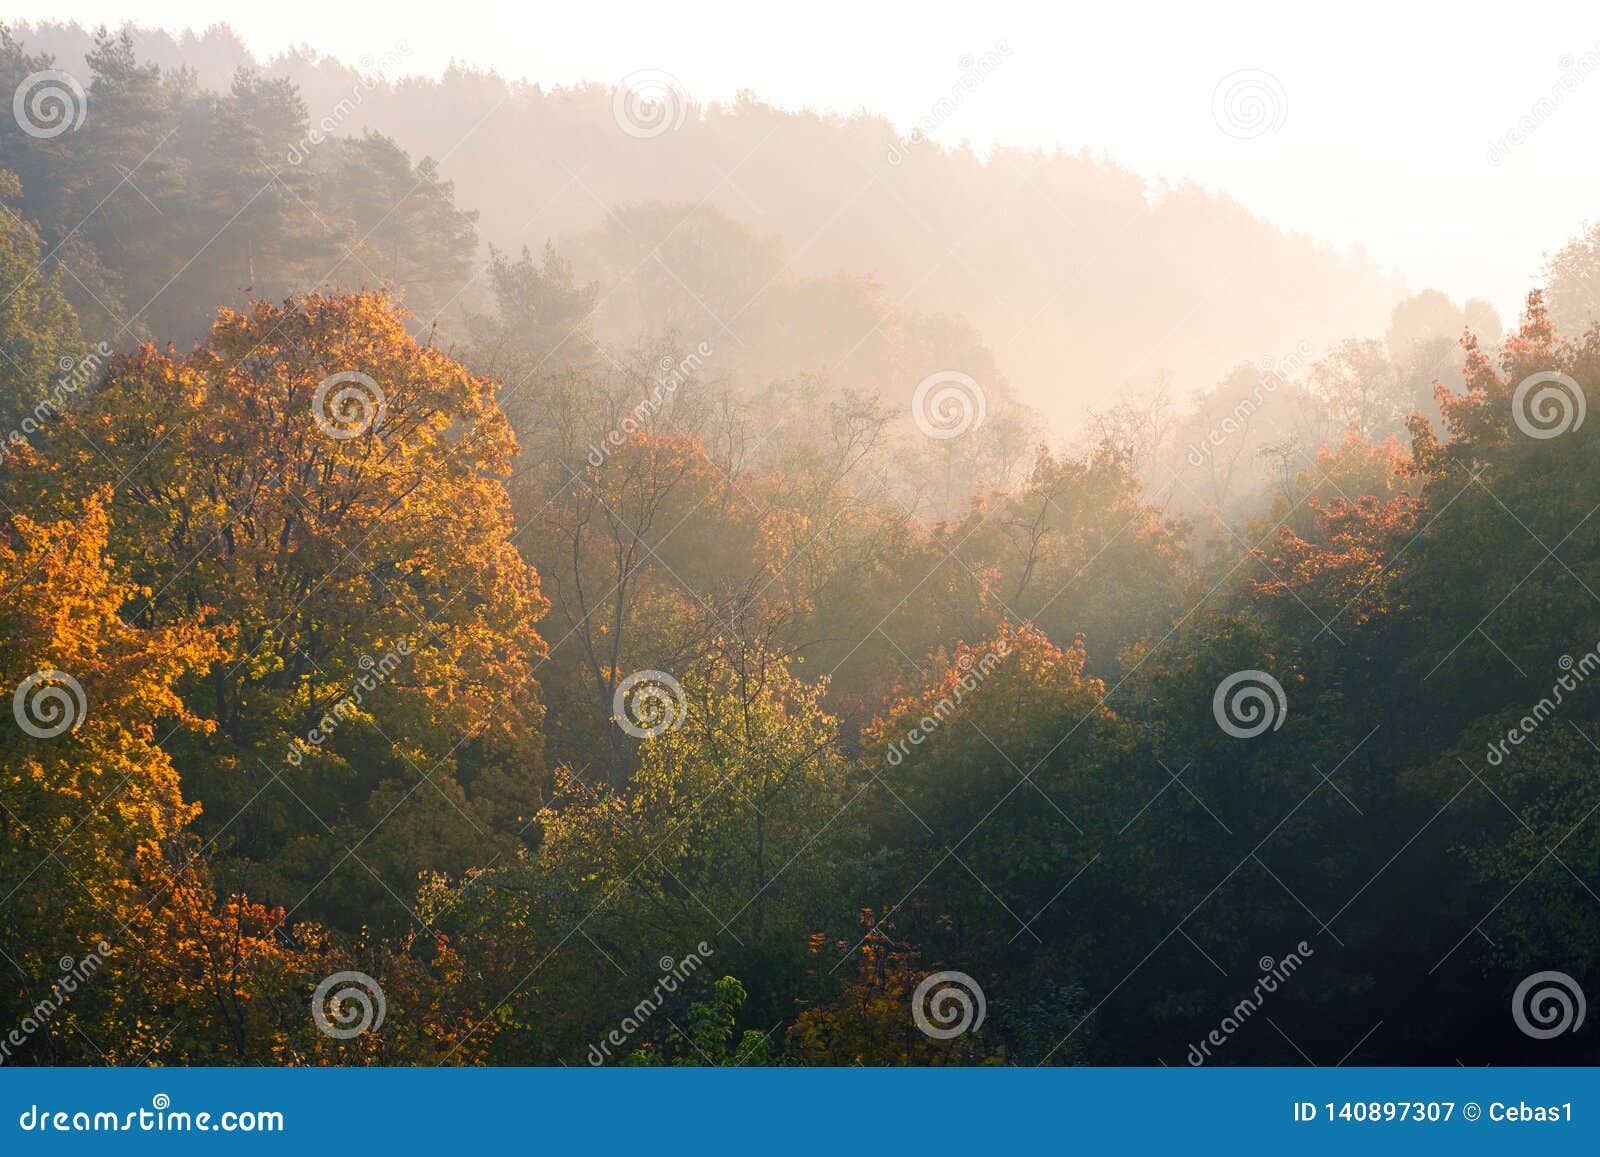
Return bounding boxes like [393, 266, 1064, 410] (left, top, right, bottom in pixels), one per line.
[7, 18, 1412, 434]
[5, 8, 1600, 1071]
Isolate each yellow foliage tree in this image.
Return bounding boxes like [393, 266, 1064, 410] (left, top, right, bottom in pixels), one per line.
[9, 293, 551, 929]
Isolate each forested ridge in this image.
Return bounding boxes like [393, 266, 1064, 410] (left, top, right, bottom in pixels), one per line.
[9, 19, 1414, 428]
[1, 25, 1598, 1067]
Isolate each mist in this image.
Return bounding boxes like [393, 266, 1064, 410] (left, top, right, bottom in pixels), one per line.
[3, 10, 1599, 1074]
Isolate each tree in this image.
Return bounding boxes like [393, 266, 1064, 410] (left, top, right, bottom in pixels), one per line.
[8, 292, 550, 931]
[540, 643, 857, 940]
[0, 169, 84, 445]
[862, 620, 1143, 1025]
[468, 241, 601, 380]
[623, 976, 771, 1066]
[1309, 338, 1406, 440]
[315, 134, 480, 328]
[789, 909, 1008, 1065]
[0, 495, 222, 1062]
[1544, 220, 1600, 341]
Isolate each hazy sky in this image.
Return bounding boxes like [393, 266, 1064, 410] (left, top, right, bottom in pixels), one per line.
[15, 0, 1600, 324]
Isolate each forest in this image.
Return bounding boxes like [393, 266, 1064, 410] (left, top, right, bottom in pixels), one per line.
[1, 22, 1598, 1067]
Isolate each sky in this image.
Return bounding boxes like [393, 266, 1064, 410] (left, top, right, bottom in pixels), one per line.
[12, 0, 1600, 324]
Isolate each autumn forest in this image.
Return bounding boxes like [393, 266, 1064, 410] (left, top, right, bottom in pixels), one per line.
[2, 21, 1599, 1069]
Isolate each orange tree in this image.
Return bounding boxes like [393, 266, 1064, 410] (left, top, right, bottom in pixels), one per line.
[0, 495, 221, 1061]
[8, 293, 550, 932]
